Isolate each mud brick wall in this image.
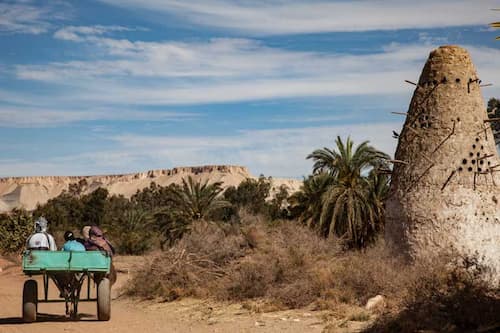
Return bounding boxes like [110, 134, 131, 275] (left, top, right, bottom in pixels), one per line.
[386, 46, 500, 281]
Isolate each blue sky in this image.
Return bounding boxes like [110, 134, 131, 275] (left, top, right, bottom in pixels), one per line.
[1, 0, 500, 178]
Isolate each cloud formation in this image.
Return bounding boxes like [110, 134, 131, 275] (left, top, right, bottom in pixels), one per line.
[53, 25, 142, 42]
[13, 34, 500, 106]
[0, 1, 67, 34]
[0, 106, 198, 128]
[98, 0, 497, 35]
[0, 122, 400, 177]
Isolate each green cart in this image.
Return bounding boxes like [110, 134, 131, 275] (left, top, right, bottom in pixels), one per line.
[22, 250, 112, 322]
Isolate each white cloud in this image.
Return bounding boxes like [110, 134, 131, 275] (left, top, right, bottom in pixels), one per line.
[13, 38, 434, 105]
[0, 122, 400, 177]
[0, 1, 68, 35]
[109, 122, 399, 177]
[53, 25, 146, 41]
[97, 0, 498, 35]
[13, 36, 500, 106]
[0, 106, 198, 128]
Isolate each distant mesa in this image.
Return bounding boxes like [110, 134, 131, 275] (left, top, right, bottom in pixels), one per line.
[0, 165, 301, 212]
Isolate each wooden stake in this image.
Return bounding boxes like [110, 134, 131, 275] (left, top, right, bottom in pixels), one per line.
[480, 83, 493, 87]
[391, 112, 407, 116]
[491, 169, 497, 186]
[420, 153, 435, 164]
[406, 125, 422, 137]
[388, 159, 409, 165]
[477, 154, 494, 161]
[432, 120, 455, 153]
[483, 117, 500, 123]
[405, 80, 417, 86]
[441, 170, 456, 191]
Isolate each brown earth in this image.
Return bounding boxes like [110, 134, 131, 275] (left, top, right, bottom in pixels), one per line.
[0, 255, 371, 333]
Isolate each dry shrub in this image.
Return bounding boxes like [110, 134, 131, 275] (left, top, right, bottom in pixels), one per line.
[128, 218, 342, 306]
[128, 217, 500, 330]
[365, 255, 500, 333]
[127, 220, 248, 300]
[128, 217, 409, 309]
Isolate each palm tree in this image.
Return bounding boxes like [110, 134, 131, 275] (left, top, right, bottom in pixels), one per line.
[112, 209, 155, 254]
[306, 136, 389, 248]
[289, 172, 334, 228]
[169, 176, 231, 220]
[490, 9, 500, 40]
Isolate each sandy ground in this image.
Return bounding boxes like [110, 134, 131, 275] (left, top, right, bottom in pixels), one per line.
[0, 255, 351, 333]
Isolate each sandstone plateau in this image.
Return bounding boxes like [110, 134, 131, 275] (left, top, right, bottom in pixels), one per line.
[0, 165, 301, 212]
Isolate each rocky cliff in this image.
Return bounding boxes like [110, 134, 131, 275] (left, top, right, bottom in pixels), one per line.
[0, 165, 302, 212]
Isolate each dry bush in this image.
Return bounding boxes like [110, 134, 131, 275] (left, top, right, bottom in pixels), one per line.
[128, 217, 408, 309]
[364, 255, 500, 333]
[127, 218, 342, 306]
[127, 220, 249, 300]
[128, 217, 500, 330]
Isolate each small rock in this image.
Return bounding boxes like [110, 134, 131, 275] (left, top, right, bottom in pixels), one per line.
[0, 267, 2, 273]
[255, 321, 265, 327]
[365, 295, 385, 311]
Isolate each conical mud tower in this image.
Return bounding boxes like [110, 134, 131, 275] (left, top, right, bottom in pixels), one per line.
[386, 46, 500, 279]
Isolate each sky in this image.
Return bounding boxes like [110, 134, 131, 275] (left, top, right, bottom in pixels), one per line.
[1, 0, 500, 178]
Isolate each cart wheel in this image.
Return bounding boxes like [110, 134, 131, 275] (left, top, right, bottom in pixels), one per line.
[97, 278, 111, 321]
[22, 280, 37, 323]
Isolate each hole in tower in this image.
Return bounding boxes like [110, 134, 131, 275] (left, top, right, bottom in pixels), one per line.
[472, 160, 476, 164]
[473, 144, 477, 149]
[480, 160, 484, 165]
[433, 79, 438, 85]
[478, 167, 482, 172]
[477, 152, 481, 157]
[481, 145, 484, 150]
[456, 78, 461, 83]
[476, 138, 480, 142]
[457, 117, 461, 122]
[441, 77, 447, 83]
[469, 152, 474, 157]
[458, 167, 463, 171]
[468, 167, 473, 172]
[463, 159, 468, 164]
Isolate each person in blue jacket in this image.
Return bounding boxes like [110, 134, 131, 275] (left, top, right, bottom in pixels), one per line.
[54, 231, 86, 299]
[62, 231, 86, 251]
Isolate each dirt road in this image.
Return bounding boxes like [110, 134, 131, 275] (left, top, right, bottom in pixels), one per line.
[0, 256, 330, 333]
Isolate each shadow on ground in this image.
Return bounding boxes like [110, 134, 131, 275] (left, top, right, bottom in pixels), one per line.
[0, 313, 96, 325]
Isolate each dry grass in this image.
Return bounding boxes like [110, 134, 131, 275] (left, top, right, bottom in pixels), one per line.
[127, 217, 406, 308]
[365, 256, 500, 333]
[128, 217, 500, 332]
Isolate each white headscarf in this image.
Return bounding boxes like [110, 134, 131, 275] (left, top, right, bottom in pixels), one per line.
[35, 217, 48, 233]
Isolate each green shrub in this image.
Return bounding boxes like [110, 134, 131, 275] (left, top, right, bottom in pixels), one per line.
[0, 209, 33, 254]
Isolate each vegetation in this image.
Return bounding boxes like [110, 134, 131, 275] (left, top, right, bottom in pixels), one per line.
[490, 16, 500, 40]
[128, 218, 500, 332]
[1, 136, 390, 253]
[293, 136, 390, 248]
[487, 97, 500, 144]
[0, 209, 33, 254]
[170, 176, 230, 220]
[1, 135, 499, 331]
